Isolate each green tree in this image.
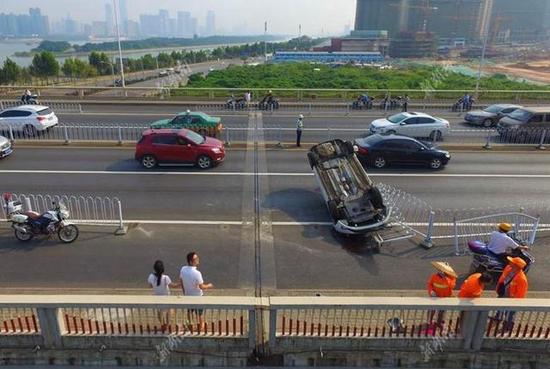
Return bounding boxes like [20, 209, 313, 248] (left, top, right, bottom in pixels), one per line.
[30, 51, 60, 82]
[0, 58, 21, 84]
[89, 51, 111, 75]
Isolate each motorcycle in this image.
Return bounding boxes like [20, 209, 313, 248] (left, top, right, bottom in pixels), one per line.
[3, 194, 79, 243]
[468, 234, 534, 277]
[20, 94, 39, 105]
[258, 95, 280, 110]
[352, 95, 374, 110]
[225, 96, 246, 110]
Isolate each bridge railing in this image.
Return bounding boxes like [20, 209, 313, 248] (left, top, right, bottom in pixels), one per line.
[0, 86, 549, 104]
[1, 295, 549, 355]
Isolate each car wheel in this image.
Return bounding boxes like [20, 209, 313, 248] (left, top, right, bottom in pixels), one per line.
[23, 125, 38, 137]
[196, 155, 213, 169]
[429, 130, 442, 141]
[141, 155, 157, 169]
[373, 156, 387, 168]
[482, 118, 493, 128]
[429, 158, 443, 170]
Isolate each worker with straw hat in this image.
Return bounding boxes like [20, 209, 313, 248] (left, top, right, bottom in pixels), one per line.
[427, 261, 458, 328]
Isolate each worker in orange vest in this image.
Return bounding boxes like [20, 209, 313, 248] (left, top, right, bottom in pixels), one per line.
[495, 257, 528, 331]
[458, 272, 493, 298]
[427, 261, 458, 327]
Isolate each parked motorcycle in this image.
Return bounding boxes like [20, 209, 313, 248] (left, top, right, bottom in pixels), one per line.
[468, 235, 534, 278]
[258, 95, 280, 110]
[20, 94, 39, 105]
[225, 95, 246, 110]
[352, 95, 374, 110]
[3, 194, 79, 243]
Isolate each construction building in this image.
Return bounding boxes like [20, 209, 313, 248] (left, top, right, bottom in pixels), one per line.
[355, 0, 550, 44]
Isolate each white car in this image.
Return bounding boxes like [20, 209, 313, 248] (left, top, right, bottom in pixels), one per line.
[0, 135, 13, 158]
[0, 105, 58, 136]
[369, 112, 450, 140]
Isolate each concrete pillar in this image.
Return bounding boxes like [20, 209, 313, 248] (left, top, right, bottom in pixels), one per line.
[36, 307, 63, 348]
[461, 310, 480, 351]
[471, 310, 489, 351]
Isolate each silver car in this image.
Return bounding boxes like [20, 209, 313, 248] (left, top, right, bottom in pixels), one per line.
[369, 112, 450, 140]
[464, 104, 521, 127]
[0, 135, 13, 159]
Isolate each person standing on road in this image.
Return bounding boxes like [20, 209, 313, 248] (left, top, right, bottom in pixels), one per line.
[495, 257, 528, 332]
[402, 94, 410, 112]
[180, 252, 213, 331]
[296, 114, 304, 147]
[458, 272, 492, 298]
[147, 260, 180, 330]
[427, 261, 457, 327]
[244, 91, 251, 109]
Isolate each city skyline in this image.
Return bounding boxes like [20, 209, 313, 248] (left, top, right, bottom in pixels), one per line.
[0, 0, 356, 36]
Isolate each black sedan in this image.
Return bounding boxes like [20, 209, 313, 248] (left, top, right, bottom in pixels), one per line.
[464, 104, 521, 127]
[354, 134, 450, 170]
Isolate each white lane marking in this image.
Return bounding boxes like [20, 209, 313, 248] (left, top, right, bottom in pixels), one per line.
[2, 170, 550, 179]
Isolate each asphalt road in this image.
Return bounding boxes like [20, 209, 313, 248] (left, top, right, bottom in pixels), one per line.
[53, 111, 494, 146]
[1, 147, 550, 293]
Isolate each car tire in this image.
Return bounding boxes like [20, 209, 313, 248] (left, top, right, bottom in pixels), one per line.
[373, 156, 387, 168]
[328, 200, 345, 221]
[307, 151, 319, 169]
[482, 118, 493, 128]
[196, 155, 213, 169]
[369, 186, 385, 209]
[429, 158, 443, 170]
[141, 155, 157, 169]
[429, 130, 442, 141]
[23, 125, 37, 137]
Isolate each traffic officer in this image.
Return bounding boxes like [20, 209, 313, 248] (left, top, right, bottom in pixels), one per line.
[296, 114, 304, 147]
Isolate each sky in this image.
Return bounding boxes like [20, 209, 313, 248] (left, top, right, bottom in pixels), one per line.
[1, 0, 357, 36]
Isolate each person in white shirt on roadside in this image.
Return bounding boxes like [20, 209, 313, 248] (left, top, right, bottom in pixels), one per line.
[180, 252, 213, 331]
[147, 260, 180, 330]
[487, 223, 529, 265]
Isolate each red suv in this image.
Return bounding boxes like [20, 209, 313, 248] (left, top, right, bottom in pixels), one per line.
[135, 128, 225, 169]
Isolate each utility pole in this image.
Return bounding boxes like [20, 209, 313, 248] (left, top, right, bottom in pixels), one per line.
[476, 0, 493, 93]
[113, 0, 126, 88]
[264, 21, 268, 62]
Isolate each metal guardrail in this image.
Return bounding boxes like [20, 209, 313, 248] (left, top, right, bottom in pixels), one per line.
[0, 193, 126, 234]
[1, 86, 550, 102]
[0, 100, 82, 113]
[0, 295, 549, 355]
[2, 122, 550, 150]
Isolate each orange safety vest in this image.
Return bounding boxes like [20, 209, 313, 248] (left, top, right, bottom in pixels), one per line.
[458, 273, 485, 298]
[427, 273, 456, 297]
[497, 265, 528, 298]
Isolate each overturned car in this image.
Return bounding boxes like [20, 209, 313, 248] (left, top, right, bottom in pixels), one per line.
[308, 139, 391, 234]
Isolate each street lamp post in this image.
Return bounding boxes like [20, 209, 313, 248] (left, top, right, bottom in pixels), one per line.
[113, 0, 126, 88]
[476, 2, 493, 93]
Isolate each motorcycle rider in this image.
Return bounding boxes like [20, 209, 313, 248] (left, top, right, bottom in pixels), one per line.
[21, 89, 32, 104]
[486, 223, 530, 265]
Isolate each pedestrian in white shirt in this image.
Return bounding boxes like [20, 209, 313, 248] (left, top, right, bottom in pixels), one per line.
[296, 114, 304, 147]
[147, 260, 180, 330]
[487, 223, 529, 264]
[180, 252, 213, 331]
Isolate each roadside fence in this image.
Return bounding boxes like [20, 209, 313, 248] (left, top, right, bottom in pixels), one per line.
[376, 184, 546, 250]
[1, 295, 550, 358]
[0, 192, 126, 234]
[0, 100, 82, 113]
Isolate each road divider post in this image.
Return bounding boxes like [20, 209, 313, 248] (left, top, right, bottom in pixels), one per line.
[420, 211, 435, 249]
[538, 130, 547, 150]
[115, 199, 127, 236]
[63, 126, 70, 145]
[483, 130, 492, 150]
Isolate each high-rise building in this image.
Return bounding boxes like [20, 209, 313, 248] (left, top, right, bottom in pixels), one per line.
[189, 17, 198, 36]
[105, 3, 114, 36]
[118, 0, 129, 35]
[355, 0, 550, 43]
[139, 14, 161, 36]
[159, 9, 169, 36]
[177, 11, 191, 37]
[206, 10, 216, 36]
[29, 8, 49, 36]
